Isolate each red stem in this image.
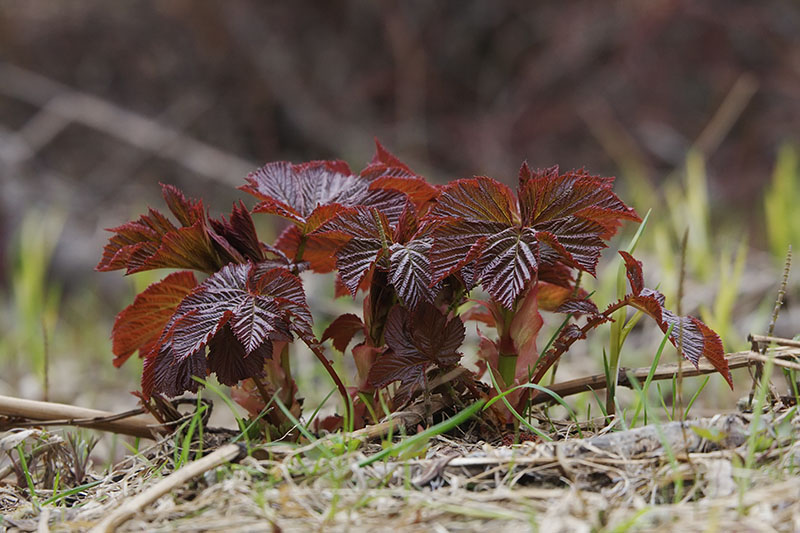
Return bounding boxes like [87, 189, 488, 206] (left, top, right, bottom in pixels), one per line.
[310, 344, 352, 422]
[515, 296, 632, 412]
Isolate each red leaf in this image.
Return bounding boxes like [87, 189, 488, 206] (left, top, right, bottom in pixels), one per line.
[426, 171, 638, 308]
[251, 264, 315, 342]
[532, 218, 607, 275]
[367, 350, 428, 390]
[629, 288, 733, 388]
[367, 303, 464, 390]
[361, 141, 438, 206]
[320, 206, 392, 241]
[555, 297, 601, 317]
[98, 216, 220, 274]
[367, 139, 414, 172]
[618, 250, 644, 295]
[474, 227, 539, 308]
[98, 184, 269, 275]
[208, 201, 264, 263]
[537, 283, 574, 312]
[316, 207, 393, 296]
[111, 271, 197, 368]
[370, 176, 438, 206]
[274, 225, 339, 272]
[428, 218, 497, 284]
[393, 201, 420, 243]
[142, 345, 207, 399]
[242, 160, 408, 228]
[321, 313, 365, 353]
[429, 177, 517, 225]
[517, 165, 639, 235]
[336, 239, 384, 296]
[619, 250, 644, 295]
[207, 324, 270, 386]
[144, 263, 310, 397]
[388, 239, 435, 308]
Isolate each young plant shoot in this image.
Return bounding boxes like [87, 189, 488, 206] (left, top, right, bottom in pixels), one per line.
[99, 141, 732, 433]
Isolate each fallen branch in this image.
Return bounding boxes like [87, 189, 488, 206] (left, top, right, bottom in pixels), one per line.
[531, 347, 800, 406]
[89, 442, 245, 533]
[0, 395, 164, 439]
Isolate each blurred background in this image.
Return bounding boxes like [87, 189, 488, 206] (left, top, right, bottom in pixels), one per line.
[0, 0, 798, 438]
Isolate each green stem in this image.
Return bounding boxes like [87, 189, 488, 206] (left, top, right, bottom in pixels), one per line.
[498, 354, 517, 389]
[294, 234, 307, 263]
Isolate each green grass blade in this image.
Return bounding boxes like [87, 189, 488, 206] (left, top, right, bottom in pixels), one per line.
[358, 399, 486, 468]
[487, 369, 552, 441]
[484, 381, 582, 438]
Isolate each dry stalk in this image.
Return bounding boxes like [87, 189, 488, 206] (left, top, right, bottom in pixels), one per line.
[0, 395, 163, 439]
[750, 245, 792, 403]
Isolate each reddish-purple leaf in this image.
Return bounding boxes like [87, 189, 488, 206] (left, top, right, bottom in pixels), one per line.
[336, 239, 385, 296]
[207, 324, 270, 386]
[389, 239, 434, 308]
[161, 184, 205, 227]
[98, 216, 220, 274]
[517, 166, 639, 235]
[426, 171, 638, 308]
[429, 177, 517, 225]
[532, 218, 607, 275]
[241, 160, 408, 228]
[274, 225, 339, 272]
[111, 271, 197, 368]
[252, 264, 315, 341]
[619, 250, 644, 295]
[428, 218, 497, 284]
[364, 139, 414, 175]
[627, 287, 733, 388]
[367, 303, 464, 391]
[142, 344, 207, 399]
[555, 297, 601, 317]
[321, 313, 365, 353]
[361, 140, 438, 206]
[208, 201, 264, 263]
[474, 227, 539, 308]
[370, 176, 438, 206]
[142, 263, 310, 398]
[97, 184, 271, 275]
[320, 206, 392, 242]
[367, 350, 428, 390]
[393, 201, 420, 243]
[316, 207, 393, 296]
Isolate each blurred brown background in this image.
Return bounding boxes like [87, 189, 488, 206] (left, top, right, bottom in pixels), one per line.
[1, 0, 798, 289]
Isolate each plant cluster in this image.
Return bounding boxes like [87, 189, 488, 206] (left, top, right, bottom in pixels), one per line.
[98, 142, 732, 432]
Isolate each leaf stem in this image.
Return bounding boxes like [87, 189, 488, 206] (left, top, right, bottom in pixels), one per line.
[309, 344, 353, 424]
[517, 297, 631, 412]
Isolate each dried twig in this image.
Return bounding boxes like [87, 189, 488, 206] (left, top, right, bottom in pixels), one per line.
[530, 347, 800, 406]
[89, 443, 246, 533]
[749, 335, 800, 349]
